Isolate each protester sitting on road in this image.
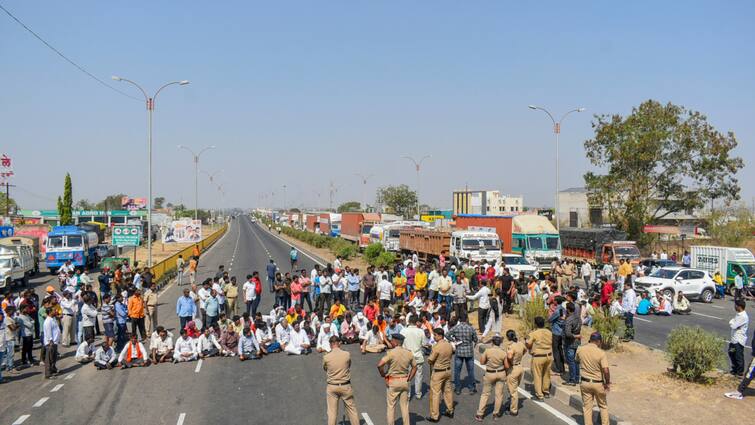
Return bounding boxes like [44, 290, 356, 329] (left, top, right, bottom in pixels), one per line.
[239, 327, 261, 360]
[173, 329, 198, 363]
[636, 292, 653, 315]
[284, 320, 312, 355]
[655, 293, 672, 316]
[317, 321, 339, 353]
[118, 333, 149, 368]
[254, 321, 279, 354]
[219, 324, 240, 356]
[94, 339, 118, 370]
[361, 324, 387, 354]
[197, 327, 222, 358]
[672, 292, 692, 315]
[150, 327, 174, 364]
[75, 336, 96, 363]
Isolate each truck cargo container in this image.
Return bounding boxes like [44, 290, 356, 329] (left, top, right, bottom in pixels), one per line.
[341, 212, 380, 248]
[690, 246, 754, 293]
[399, 228, 501, 267]
[559, 227, 640, 267]
[14, 224, 50, 256]
[370, 221, 429, 252]
[0, 236, 40, 274]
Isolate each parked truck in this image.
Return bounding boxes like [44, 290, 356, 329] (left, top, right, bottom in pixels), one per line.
[690, 246, 754, 293]
[14, 224, 50, 257]
[0, 248, 29, 290]
[0, 236, 40, 274]
[45, 226, 99, 273]
[399, 228, 501, 267]
[454, 214, 562, 276]
[341, 212, 380, 248]
[369, 221, 429, 252]
[559, 227, 640, 267]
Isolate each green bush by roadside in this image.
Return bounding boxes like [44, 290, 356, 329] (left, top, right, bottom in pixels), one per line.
[373, 251, 397, 268]
[277, 224, 358, 260]
[591, 309, 623, 350]
[519, 297, 549, 336]
[364, 243, 384, 263]
[666, 326, 727, 382]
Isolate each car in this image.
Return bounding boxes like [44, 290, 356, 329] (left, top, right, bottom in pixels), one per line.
[634, 266, 716, 302]
[500, 253, 538, 280]
[639, 258, 677, 276]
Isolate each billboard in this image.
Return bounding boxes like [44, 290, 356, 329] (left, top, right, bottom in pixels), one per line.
[163, 219, 202, 243]
[121, 196, 147, 211]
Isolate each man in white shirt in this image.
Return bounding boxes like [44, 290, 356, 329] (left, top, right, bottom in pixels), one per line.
[197, 280, 212, 327]
[360, 325, 386, 353]
[581, 262, 593, 289]
[319, 272, 333, 313]
[94, 339, 117, 370]
[659, 250, 668, 260]
[728, 300, 749, 376]
[401, 318, 427, 399]
[467, 283, 491, 332]
[173, 330, 198, 363]
[378, 277, 393, 310]
[60, 291, 77, 346]
[197, 327, 222, 358]
[118, 334, 149, 368]
[42, 308, 61, 378]
[239, 327, 261, 360]
[75, 336, 96, 363]
[621, 282, 637, 340]
[243, 275, 257, 317]
[150, 327, 174, 364]
[428, 266, 442, 301]
[316, 322, 338, 353]
[275, 319, 292, 350]
[285, 321, 311, 355]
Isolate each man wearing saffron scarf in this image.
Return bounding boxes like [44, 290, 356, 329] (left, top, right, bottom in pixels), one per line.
[118, 333, 148, 369]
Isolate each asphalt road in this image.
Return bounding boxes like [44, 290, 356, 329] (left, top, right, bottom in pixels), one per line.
[0, 216, 582, 425]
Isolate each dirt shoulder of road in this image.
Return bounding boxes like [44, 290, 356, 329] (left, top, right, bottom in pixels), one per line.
[490, 314, 755, 425]
[271, 230, 371, 271]
[121, 224, 222, 265]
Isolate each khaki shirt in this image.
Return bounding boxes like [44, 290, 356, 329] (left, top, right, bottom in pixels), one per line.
[527, 328, 552, 355]
[323, 347, 352, 384]
[427, 339, 453, 370]
[506, 341, 526, 366]
[225, 285, 238, 298]
[145, 291, 158, 308]
[382, 347, 416, 377]
[576, 343, 608, 381]
[480, 346, 507, 370]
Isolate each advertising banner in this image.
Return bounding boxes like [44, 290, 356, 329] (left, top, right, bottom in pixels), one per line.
[121, 197, 147, 211]
[163, 219, 202, 243]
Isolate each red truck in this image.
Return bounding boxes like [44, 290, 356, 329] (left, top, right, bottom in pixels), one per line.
[340, 212, 381, 248]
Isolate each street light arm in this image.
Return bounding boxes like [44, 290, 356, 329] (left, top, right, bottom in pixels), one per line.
[559, 108, 586, 123]
[112, 77, 149, 102]
[418, 155, 431, 167]
[197, 145, 216, 158]
[153, 80, 188, 102]
[402, 156, 419, 167]
[529, 105, 557, 126]
[177, 145, 197, 157]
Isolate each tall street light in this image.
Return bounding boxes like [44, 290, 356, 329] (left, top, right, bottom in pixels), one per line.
[403, 155, 431, 219]
[354, 173, 374, 211]
[112, 76, 190, 267]
[177, 145, 216, 220]
[282, 185, 287, 211]
[528, 105, 585, 231]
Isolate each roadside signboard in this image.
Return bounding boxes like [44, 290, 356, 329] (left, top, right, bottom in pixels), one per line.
[163, 219, 202, 243]
[0, 154, 13, 185]
[112, 224, 141, 247]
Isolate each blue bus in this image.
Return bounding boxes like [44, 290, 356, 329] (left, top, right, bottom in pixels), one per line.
[45, 226, 99, 273]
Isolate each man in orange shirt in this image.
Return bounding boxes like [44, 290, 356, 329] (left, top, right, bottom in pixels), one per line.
[188, 256, 198, 285]
[128, 290, 147, 341]
[329, 299, 347, 320]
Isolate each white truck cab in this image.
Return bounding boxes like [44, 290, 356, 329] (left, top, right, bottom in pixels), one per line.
[449, 230, 501, 266]
[0, 251, 28, 290]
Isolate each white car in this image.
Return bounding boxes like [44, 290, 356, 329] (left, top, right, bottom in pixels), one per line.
[500, 254, 538, 279]
[634, 266, 716, 302]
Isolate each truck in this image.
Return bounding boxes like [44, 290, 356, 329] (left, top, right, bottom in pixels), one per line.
[14, 224, 50, 257]
[399, 228, 501, 267]
[690, 246, 755, 293]
[559, 227, 640, 267]
[369, 221, 429, 252]
[45, 226, 99, 273]
[0, 236, 40, 274]
[0, 248, 29, 290]
[454, 214, 562, 275]
[340, 212, 380, 248]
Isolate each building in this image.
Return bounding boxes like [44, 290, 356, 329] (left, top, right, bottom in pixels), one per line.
[452, 190, 523, 216]
[557, 187, 604, 228]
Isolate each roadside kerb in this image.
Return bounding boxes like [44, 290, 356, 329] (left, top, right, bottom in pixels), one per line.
[150, 224, 228, 289]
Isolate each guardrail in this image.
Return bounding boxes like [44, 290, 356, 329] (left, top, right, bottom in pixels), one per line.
[151, 224, 228, 284]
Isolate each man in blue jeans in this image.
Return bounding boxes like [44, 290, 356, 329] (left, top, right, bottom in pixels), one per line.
[114, 294, 129, 352]
[266, 259, 277, 293]
[448, 314, 478, 394]
[563, 301, 582, 385]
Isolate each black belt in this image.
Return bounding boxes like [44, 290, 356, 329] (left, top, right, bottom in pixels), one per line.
[581, 378, 603, 383]
[328, 381, 351, 386]
[486, 368, 505, 373]
[433, 367, 450, 372]
[64, 314, 73, 316]
[532, 353, 552, 358]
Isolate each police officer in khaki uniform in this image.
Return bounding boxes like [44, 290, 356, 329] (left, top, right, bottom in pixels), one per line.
[323, 336, 361, 425]
[377, 333, 417, 425]
[505, 329, 526, 416]
[426, 328, 454, 422]
[144, 283, 158, 334]
[474, 333, 508, 421]
[526, 316, 553, 400]
[576, 332, 610, 425]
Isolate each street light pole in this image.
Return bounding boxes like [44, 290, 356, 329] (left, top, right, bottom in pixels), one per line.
[402, 155, 430, 218]
[178, 145, 216, 220]
[112, 76, 190, 267]
[282, 185, 287, 211]
[354, 173, 374, 211]
[528, 105, 585, 231]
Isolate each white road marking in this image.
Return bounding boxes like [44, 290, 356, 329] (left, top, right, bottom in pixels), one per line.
[12, 415, 30, 424]
[709, 304, 725, 309]
[259, 222, 326, 267]
[195, 359, 203, 373]
[361, 412, 375, 425]
[177, 412, 186, 425]
[64, 373, 75, 380]
[474, 359, 578, 425]
[691, 311, 722, 320]
[50, 384, 64, 392]
[634, 316, 653, 322]
[33, 397, 49, 407]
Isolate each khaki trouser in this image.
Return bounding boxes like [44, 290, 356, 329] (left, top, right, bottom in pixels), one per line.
[145, 306, 158, 334]
[61, 314, 75, 346]
[531, 354, 552, 398]
[428, 369, 453, 419]
[326, 384, 360, 425]
[507, 365, 523, 413]
[580, 382, 609, 425]
[476, 370, 506, 416]
[227, 297, 237, 316]
[386, 377, 410, 425]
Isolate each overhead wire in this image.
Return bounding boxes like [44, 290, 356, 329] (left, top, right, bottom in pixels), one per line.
[0, 2, 142, 102]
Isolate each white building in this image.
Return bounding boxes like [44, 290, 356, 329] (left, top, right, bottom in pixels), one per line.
[453, 190, 523, 216]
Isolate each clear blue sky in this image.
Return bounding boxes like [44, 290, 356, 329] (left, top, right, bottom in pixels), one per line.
[2, 1, 753, 211]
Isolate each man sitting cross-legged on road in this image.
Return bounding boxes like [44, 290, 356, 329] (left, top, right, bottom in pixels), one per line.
[94, 339, 118, 370]
[197, 326, 222, 358]
[285, 320, 312, 355]
[238, 327, 261, 360]
[173, 329, 199, 363]
[150, 327, 174, 364]
[119, 333, 149, 369]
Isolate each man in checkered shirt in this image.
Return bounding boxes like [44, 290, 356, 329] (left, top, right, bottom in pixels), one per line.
[448, 313, 478, 394]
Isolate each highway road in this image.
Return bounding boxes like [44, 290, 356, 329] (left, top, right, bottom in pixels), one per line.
[0, 216, 581, 425]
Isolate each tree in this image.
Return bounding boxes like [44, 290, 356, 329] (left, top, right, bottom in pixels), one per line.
[74, 199, 94, 210]
[0, 193, 18, 215]
[376, 185, 417, 218]
[58, 173, 74, 225]
[153, 197, 165, 209]
[583, 100, 743, 243]
[95, 193, 127, 211]
[707, 206, 754, 247]
[337, 201, 361, 213]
